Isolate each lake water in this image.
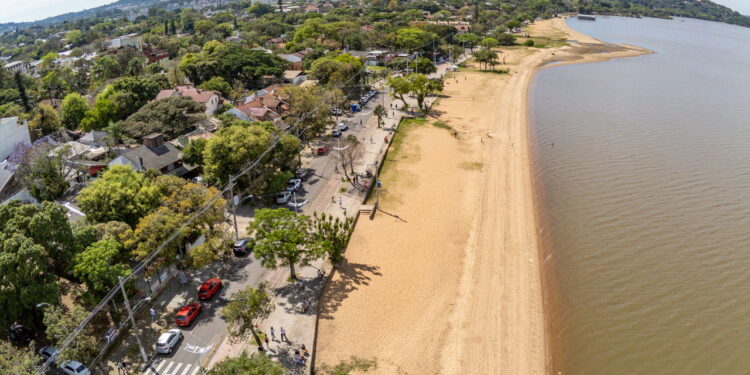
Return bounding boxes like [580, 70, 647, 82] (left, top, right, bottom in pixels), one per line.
[529, 16, 750, 374]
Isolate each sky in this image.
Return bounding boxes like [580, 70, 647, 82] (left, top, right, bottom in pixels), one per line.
[0, 0, 748, 23]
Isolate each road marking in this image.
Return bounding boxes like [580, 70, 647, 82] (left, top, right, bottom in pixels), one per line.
[190, 366, 201, 375]
[182, 364, 192, 375]
[163, 361, 174, 374]
[170, 363, 183, 374]
[154, 359, 166, 371]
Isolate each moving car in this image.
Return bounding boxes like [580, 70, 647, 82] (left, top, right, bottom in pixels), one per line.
[60, 360, 90, 375]
[276, 191, 292, 204]
[155, 329, 183, 354]
[175, 303, 202, 327]
[286, 178, 302, 191]
[198, 278, 222, 300]
[232, 238, 250, 256]
[38, 346, 59, 364]
[316, 145, 330, 155]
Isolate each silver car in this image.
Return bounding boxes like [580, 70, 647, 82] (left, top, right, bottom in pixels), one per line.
[155, 329, 183, 354]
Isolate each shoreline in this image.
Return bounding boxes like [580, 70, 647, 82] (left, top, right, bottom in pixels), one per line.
[314, 17, 651, 374]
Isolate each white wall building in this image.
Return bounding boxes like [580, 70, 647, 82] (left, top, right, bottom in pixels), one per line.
[0, 117, 31, 161]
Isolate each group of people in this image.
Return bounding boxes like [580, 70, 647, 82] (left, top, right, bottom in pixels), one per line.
[265, 326, 310, 366]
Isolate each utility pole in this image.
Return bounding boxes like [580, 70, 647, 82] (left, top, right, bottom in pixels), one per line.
[231, 185, 239, 241]
[118, 277, 148, 363]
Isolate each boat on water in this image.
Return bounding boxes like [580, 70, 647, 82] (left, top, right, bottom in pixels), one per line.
[577, 14, 597, 21]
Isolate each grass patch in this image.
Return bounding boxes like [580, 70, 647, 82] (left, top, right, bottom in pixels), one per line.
[519, 36, 569, 48]
[460, 161, 484, 170]
[433, 120, 452, 130]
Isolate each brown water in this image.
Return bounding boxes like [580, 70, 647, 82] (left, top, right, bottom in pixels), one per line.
[530, 16, 750, 374]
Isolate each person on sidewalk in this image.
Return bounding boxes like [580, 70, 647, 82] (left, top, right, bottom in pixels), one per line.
[149, 308, 157, 322]
[265, 335, 270, 348]
[280, 327, 288, 342]
[269, 327, 275, 341]
[116, 361, 123, 375]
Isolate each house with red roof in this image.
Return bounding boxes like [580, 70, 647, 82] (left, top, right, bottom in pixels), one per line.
[155, 86, 222, 116]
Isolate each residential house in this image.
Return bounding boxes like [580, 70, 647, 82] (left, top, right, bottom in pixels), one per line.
[108, 133, 194, 176]
[155, 86, 222, 116]
[0, 117, 31, 161]
[106, 33, 143, 50]
[78, 131, 109, 147]
[2, 61, 30, 74]
[283, 70, 306, 85]
[143, 45, 170, 64]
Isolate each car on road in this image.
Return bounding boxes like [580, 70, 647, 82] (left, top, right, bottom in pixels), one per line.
[38, 346, 59, 364]
[276, 191, 292, 204]
[198, 278, 222, 300]
[332, 129, 342, 137]
[232, 238, 250, 256]
[331, 108, 342, 116]
[175, 303, 202, 327]
[60, 360, 90, 375]
[337, 122, 349, 131]
[286, 178, 302, 191]
[295, 168, 313, 181]
[316, 145, 330, 155]
[155, 329, 183, 354]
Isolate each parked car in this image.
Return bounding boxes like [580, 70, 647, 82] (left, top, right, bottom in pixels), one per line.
[232, 238, 250, 256]
[175, 303, 202, 327]
[198, 278, 222, 300]
[316, 145, 330, 155]
[337, 122, 348, 131]
[286, 178, 302, 191]
[155, 329, 183, 354]
[295, 168, 313, 181]
[276, 191, 292, 204]
[332, 129, 342, 137]
[331, 108, 342, 116]
[38, 346, 59, 364]
[60, 360, 90, 375]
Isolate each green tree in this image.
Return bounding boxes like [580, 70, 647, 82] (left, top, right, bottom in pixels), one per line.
[374, 104, 386, 128]
[127, 206, 187, 262]
[0, 232, 60, 329]
[74, 236, 130, 294]
[407, 74, 443, 112]
[454, 32, 481, 51]
[279, 86, 332, 142]
[198, 76, 232, 97]
[120, 96, 206, 142]
[65, 30, 84, 46]
[61, 93, 89, 129]
[41, 70, 67, 99]
[495, 33, 516, 46]
[29, 103, 62, 136]
[43, 305, 98, 363]
[396, 28, 438, 52]
[208, 351, 284, 375]
[413, 57, 436, 74]
[203, 124, 273, 185]
[182, 138, 207, 166]
[91, 56, 119, 82]
[386, 76, 411, 108]
[0, 341, 38, 375]
[248, 208, 321, 279]
[247, 3, 275, 17]
[77, 166, 161, 226]
[311, 213, 354, 264]
[15, 143, 69, 201]
[221, 284, 274, 347]
[480, 37, 499, 49]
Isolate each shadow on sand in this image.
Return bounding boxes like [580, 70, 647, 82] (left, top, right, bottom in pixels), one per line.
[318, 259, 382, 320]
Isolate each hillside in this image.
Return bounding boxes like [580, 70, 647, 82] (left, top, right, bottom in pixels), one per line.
[577, 0, 750, 27]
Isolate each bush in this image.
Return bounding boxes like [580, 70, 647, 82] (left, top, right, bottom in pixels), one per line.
[524, 39, 535, 47]
[496, 33, 516, 46]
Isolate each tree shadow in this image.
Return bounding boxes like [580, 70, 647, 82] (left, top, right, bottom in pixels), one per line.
[318, 260, 382, 320]
[273, 276, 326, 315]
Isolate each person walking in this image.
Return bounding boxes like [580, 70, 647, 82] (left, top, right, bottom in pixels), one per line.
[149, 308, 157, 322]
[280, 326, 288, 342]
[116, 361, 123, 375]
[269, 327, 275, 341]
[264, 335, 270, 348]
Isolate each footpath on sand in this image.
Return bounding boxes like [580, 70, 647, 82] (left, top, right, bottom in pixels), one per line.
[315, 17, 650, 375]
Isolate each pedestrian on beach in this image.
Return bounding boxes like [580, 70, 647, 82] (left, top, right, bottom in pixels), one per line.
[265, 335, 270, 347]
[116, 361, 123, 375]
[301, 344, 308, 356]
[149, 308, 157, 322]
[280, 327, 288, 342]
[338, 196, 343, 209]
[270, 326, 275, 341]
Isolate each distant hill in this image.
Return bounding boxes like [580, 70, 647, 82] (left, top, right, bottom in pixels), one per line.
[577, 0, 750, 28]
[0, 0, 160, 32]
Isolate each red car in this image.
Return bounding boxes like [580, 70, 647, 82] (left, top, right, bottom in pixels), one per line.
[198, 278, 222, 300]
[175, 303, 202, 327]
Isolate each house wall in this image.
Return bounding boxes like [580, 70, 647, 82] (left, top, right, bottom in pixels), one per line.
[0, 118, 31, 160]
[205, 95, 220, 116]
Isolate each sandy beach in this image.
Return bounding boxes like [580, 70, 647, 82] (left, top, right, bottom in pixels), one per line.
[316, 18, 650, 374]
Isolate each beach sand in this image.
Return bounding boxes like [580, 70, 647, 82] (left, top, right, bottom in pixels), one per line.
[315, 18, 650, 374]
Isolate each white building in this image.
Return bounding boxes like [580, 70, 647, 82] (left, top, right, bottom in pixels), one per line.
[2, 61, 30, 74]
[0, 117, 31, 161]
[106, 33, 143, 50]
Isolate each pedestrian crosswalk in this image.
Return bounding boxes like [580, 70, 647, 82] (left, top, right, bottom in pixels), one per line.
[144, 359, 202, 375]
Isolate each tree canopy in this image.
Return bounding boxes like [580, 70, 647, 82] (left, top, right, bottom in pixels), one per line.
[120, 95, 206, 142]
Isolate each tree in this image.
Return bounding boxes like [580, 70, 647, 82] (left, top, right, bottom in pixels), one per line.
[29, 103, 62, 136]
[43, 305, 98, 363]
[74, 236, 130, 294]
[128, 206, 187, 262]
[65, 30, 84, 46]
[203, 124, 273, 185]
[396, 28, 438, 52]
[386, 76, 411, 108]
[0, 341, 38, 375]
[248, 3, 275, 17]
[61, 93, 88, 129]
[474, 48, 499, 70]
[279, 86, 332, 142]
[41, 71, 67, 99]
[198, 76, 232, 97]
[480, 37, 500, 49]
[248, 208, 322, 279]
[208, 351, 284, 375]
[311, 213, 354, 264]
[120, 96, 206, 142]
[374, 104, 386, 128]
[413, 57, 436, 74]
[407, 74, 443, 112]
[448, 44, 464, 64]
[221, 284, 275, 347]
[15, 143, 69, 201]
[183, 138, 207, 165]
[495, 33, 516, 46]
[14, 71, 31, 112]
[0, 232, 60, 330]
[454, 33, 481, 51]
[333, 135, 362, 183]
[91, 56, 119, 83]
[77, 166, 161, 226]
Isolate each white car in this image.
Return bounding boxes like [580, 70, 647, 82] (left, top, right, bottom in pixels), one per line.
[60, 360, 90, 375]
[286, 178, 302, 192]
[38, 346, 59, 364]
[337, 122, 348, 131]
[276, 191, 292, 204]
[156, 329, 183, 354]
